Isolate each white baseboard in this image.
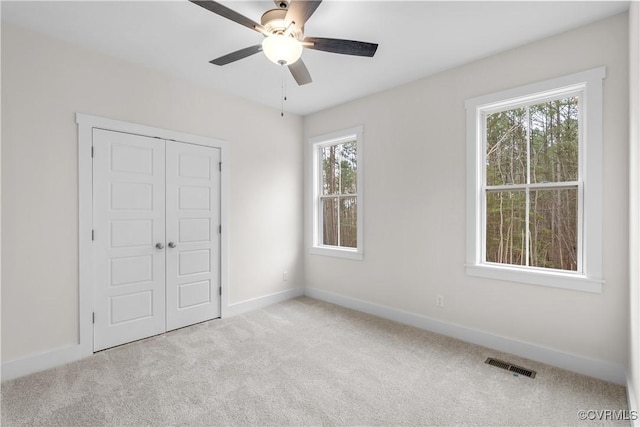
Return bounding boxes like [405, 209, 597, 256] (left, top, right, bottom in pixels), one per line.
[305, 287, 627, 385]
[224, 287, 304, 317]
[2, 344, 83, 382]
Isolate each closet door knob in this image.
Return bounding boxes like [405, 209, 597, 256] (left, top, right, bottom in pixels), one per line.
[168, 242, 177, 248]
[155, 243, 165, 250]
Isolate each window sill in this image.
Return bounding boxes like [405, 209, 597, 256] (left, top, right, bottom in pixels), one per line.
[310, 246, 363, 260]
[465, 264, 603, 293]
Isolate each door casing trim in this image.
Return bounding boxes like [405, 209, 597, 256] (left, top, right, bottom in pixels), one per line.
[77, 113, 230, 357]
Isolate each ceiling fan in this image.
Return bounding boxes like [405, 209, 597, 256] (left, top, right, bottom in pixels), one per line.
[189, 0, 379, 86]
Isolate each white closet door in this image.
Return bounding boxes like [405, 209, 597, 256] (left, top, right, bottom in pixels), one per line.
[93, 129, 167, 351]
[165, 141, 221, 331]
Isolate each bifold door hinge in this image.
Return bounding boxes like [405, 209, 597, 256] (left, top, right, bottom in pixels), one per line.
[218, 225, 222, 234]
[219, 287, 222, 296]
[91, 146, 94, 158]
[92, 312, 95, 324]
[92, 230, 95, 241]
[219, 162, 222, 172]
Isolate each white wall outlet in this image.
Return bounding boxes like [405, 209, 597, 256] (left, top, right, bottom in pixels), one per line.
[436, 294, 445, 308]
[283, 271, 288, 281]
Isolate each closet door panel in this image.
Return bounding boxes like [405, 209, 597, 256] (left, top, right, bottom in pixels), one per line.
[165, 141, 221, 330]
[93, 129, 166, 351]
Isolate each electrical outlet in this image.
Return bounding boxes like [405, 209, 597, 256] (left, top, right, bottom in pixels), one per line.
[436, 294, 445, 308]
[283, 271, 288, 282]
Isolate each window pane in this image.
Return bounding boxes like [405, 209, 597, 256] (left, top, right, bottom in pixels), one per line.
[486, 109, 527, 186]
[530, 97, 579, 183]
[529, 188, 578, 271]
[339, 197, 357, 248]
[485, 191, 527, 265]
[339, 141, 357, 194]
[321, 141, 357, 196]
[322, 197, 339, 246]
[321, 145, 340, 195]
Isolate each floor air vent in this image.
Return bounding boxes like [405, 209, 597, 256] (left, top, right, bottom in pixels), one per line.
[485, 357, 536, 378]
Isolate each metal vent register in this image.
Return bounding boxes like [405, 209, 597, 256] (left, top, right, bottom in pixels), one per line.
[485, 357, 537, 378]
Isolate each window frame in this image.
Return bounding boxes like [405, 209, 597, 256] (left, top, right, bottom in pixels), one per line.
[465, 67, 605, 293]
[309, 126, 364, 260]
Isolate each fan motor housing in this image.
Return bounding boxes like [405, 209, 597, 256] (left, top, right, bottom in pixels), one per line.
[261, 8, 303, 39]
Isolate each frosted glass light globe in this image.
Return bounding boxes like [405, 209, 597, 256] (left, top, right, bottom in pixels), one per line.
[262, 34, 303, 65]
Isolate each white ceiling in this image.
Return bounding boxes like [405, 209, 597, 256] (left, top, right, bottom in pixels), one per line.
[1, 0, 630, 116]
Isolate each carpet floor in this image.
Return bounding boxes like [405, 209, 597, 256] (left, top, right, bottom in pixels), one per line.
[1, 296, 630, 426]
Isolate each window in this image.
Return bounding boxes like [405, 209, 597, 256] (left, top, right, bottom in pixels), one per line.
[465, 67, 605, 292]
[310, 126, 363, 260]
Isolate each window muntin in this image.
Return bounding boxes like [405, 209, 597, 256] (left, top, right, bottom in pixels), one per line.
[310, 127, 363, 259]
[465, 67, 605, 292]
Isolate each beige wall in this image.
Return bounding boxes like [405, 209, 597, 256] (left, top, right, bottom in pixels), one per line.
[304, 13, 629, 368]
[1, 23, 304, 362]
[629, 1, 640, 416]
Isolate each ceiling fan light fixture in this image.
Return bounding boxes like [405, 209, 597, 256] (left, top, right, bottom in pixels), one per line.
[262, 34, 303, 65]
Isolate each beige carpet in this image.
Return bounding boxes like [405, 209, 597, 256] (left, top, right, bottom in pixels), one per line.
[1, 297, 629, 426]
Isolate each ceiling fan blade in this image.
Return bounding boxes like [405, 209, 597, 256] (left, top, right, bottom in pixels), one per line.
[304, 37, 378, 57]
[189, 0, 265, 34]
[288, 59, 312, 86]
[210, 45, 263, 66]
[285, 0, 322, 29]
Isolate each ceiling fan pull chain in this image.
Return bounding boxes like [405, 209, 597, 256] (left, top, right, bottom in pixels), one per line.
[284, 70, 288, 102]
[281, 64, 285, 117]
[280, 63, 289, 117]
